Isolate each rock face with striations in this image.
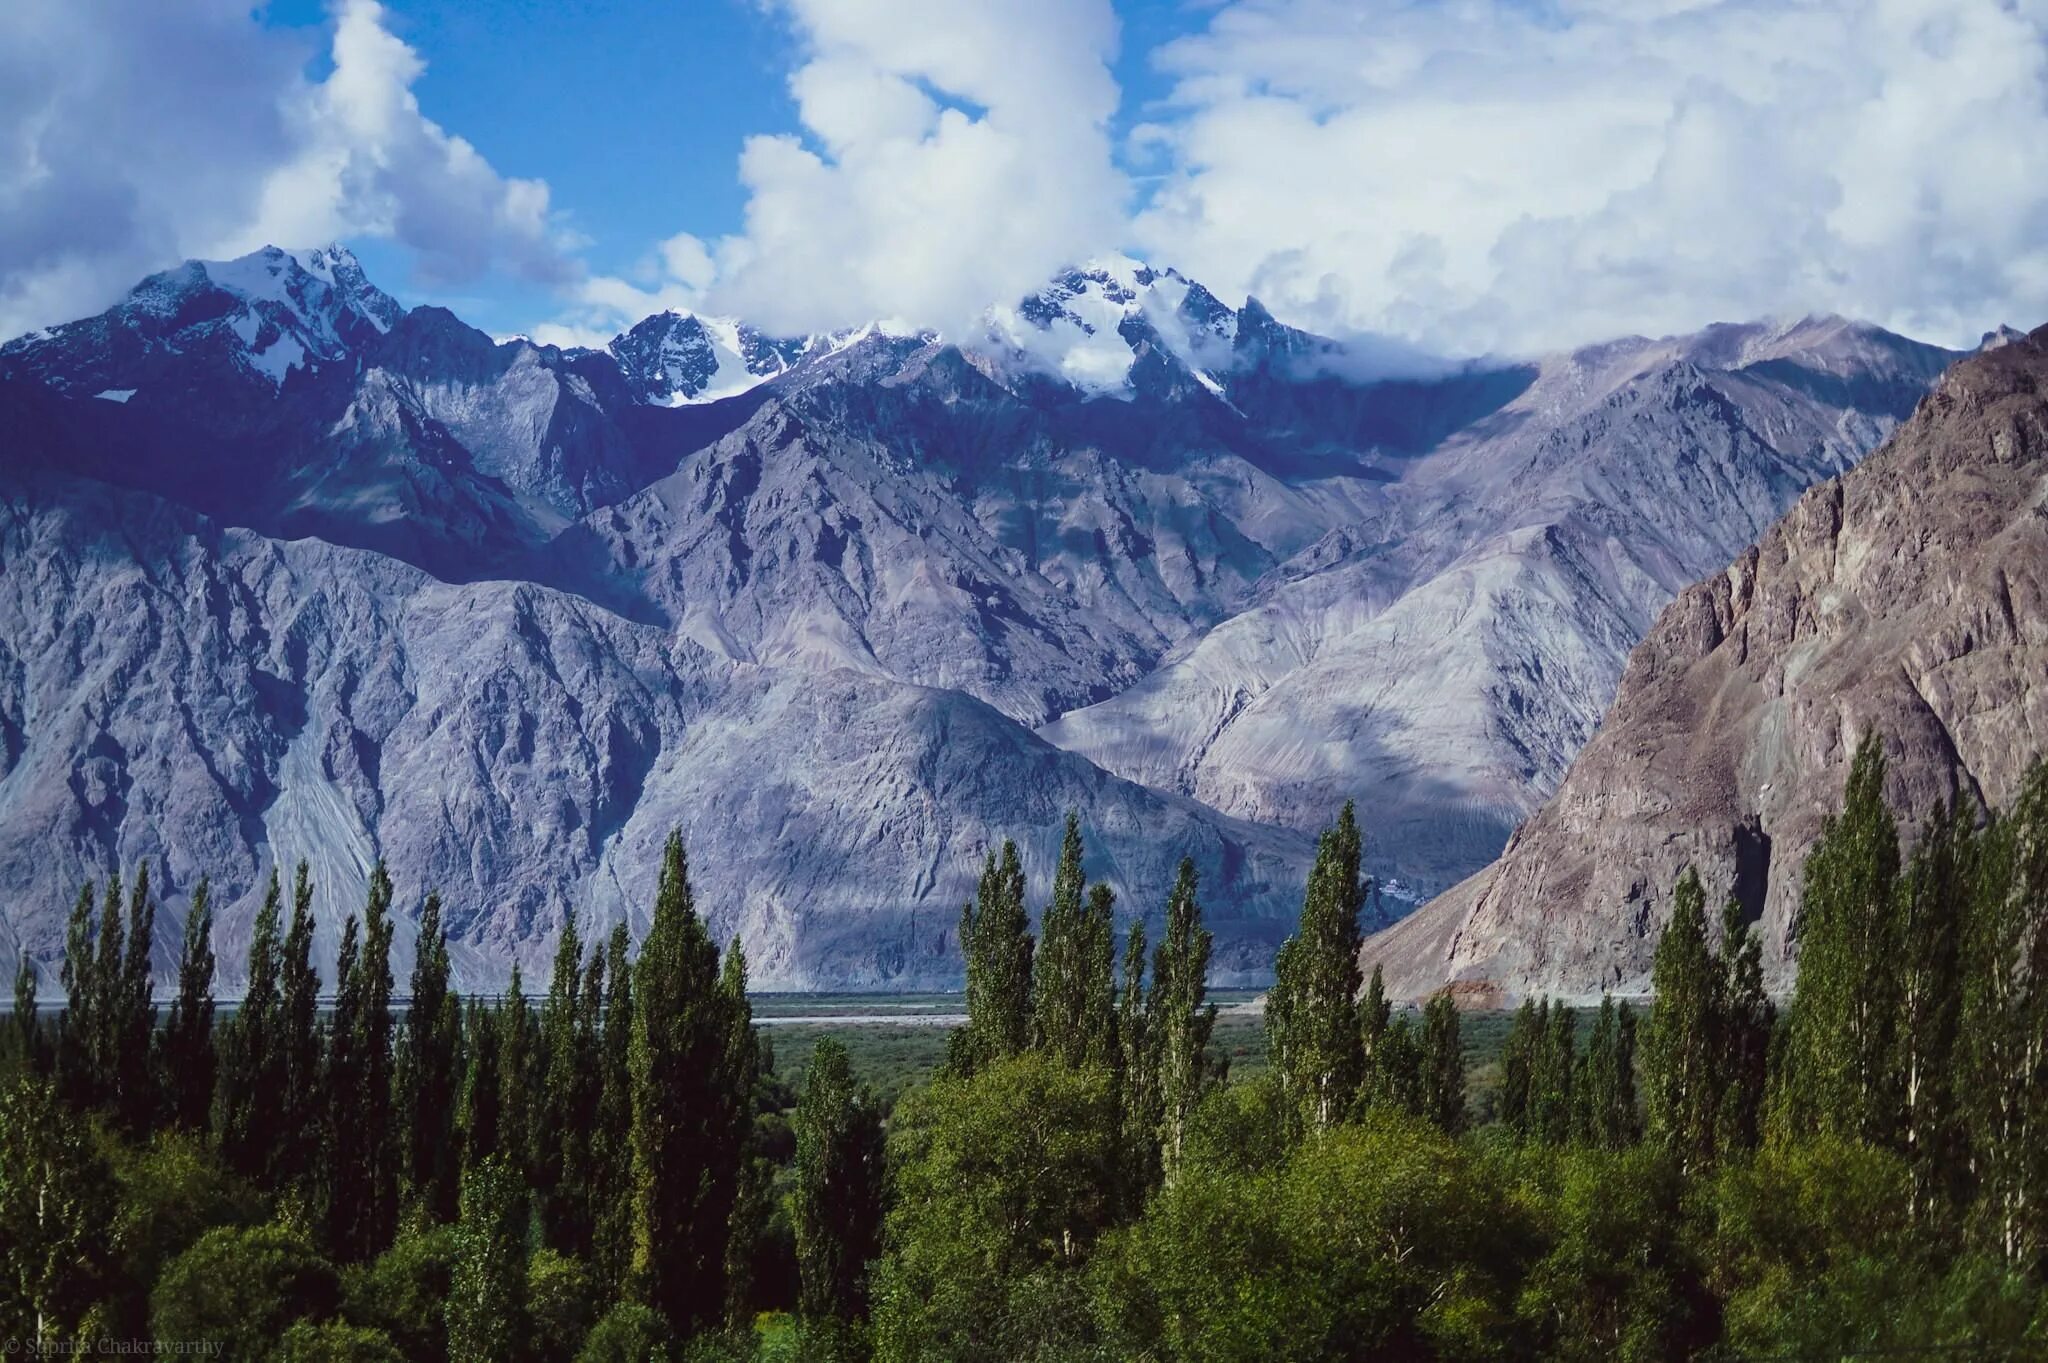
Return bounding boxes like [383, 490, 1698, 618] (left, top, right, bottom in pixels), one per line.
[1365, 326, 2048, 1002]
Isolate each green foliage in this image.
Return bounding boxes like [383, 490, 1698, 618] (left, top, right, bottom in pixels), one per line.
[150, 1221, 341, 1363]
[578, 1301, 675, 1363]
[276, 862, 325, 1206]
[630, 831, 752, 1336]
[1893, 797, 1969, 1226]
[274, 1321, 407, 1363]
[1150, 857, 1218, 1182]
[1508, 1143, 1710, 1362]
[871, 1052, 1119, 1361]
[1784, 734, 1903, 1146]
[216, 869, 283, 1184]
[1573, 997, 1640, 1150]
[399, 891, 461, 1226]
[947, 841, 1033, 1077]
[448, 1155, 528, 1363]
[0, 1074, 119, 1342]
[1716, 898, 1773, 1155]
[1645, 870, 1719, 1170]
[342, 1223, 456, 1362]
[326, 864, 399, 1260]
[159, 876, 216, 1133]
[536, 910, 588, 1250]
[1097, 1112, 1523, 1363]
[591, 922, 637, 1301]
[529, 1248, 600, 1363]
[792, 1039, 886, 1323]
[1266, 802, 1366, 1134]
[1032, 812, 1118, 1069]
[101, 1130, 263, 1339]
[1419, 993, 1468, 1135]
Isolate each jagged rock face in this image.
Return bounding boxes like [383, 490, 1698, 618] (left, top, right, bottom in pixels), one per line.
[608, 311, 807, 406]
[1042, 319, 1958, 895]
[1365, 326, 2048, 1002]
[0, 472, 1312, 990]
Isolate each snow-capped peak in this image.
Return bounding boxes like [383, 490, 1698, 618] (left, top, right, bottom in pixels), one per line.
[985, 259, 1239, 397]
[607, 308, 812, 406]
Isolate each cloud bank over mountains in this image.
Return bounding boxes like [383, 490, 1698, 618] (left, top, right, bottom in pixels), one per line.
[5, 0, 2047, 353]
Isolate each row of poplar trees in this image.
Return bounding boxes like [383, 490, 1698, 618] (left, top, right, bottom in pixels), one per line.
[947, 811, 1222, 1190]
[1264, 802, 1469, 1138]
[4, 831, 886, 1353]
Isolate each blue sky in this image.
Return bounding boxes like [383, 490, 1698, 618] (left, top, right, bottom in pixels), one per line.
[4, 0, 2046, 354]
[257, 0, 1201, 338]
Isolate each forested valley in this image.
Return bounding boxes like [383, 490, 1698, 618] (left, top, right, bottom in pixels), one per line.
[4, 737, 2048, 1361]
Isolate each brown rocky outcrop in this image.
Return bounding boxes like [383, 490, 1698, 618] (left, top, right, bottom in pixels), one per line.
[1367, 326, 2048, 1001]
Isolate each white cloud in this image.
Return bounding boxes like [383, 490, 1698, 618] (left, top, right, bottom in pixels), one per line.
[658, 0, 1129, 338]
[1132, 0, 2048, 354]
[0, 0, 574, 340]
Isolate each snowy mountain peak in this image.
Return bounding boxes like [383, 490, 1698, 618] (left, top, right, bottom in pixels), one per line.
[1, 243, 406, 397]
[607, 308, 810, 406]
[987, 259, 1239, 396]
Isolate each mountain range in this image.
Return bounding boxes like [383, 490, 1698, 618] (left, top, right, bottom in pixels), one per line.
[0, 246, 1962, 988]
[1365, 323, 2048, 1004]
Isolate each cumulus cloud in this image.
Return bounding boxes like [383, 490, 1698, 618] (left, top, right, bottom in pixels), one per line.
[1133, 0, 2048, 355]
[594, 0, 1129, 339]
[0, 0, 572, 340]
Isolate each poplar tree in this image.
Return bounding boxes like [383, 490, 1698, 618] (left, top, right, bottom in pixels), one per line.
[217, 869, 283, 1179]
[591, 923, 636, 1299]
[276, 862, 323, 1204]
[792, 1038, 886, 1323]
[498, 965, 534, 1186]
[1116, 919, 1160, 1201]
[159, 877, 216, 1132]
[400, 891, 461, 1223]
[113, 862, 159, 1129]
[629, 832, 743, 1335]
[715, 939, 760, 1326]
[1894, 797, 1969, 1225]
[1419, 992, 1467, 1135]
[1645, 868, 1719, 1172]
[948, 841, 1033, 1076]
[1960, 758, 2048, 1266]
[1362, 1012, 1423, 1116]
[1531, 1001, 1577, 1145]
[1716, 899, 1773, 1155]
[460, 999, 504, 1169]
[446, 1156, 528, 1363]
[1267, 802, 1366, 1133]
[55, 883, 94, 1107]
[1150, 858, 1216, 1181]
[1033, 813, 1088, 1059]
[1575, 995, 1640, 1149]
[328, 864, 398, 1260]
[1498, 996, 1541, 1142]
[1786, 734, 1902, 1145]
[1359, 964, 1392, 1091]
[87, 872, 123, 1116]
[10, 954, 38, 1075]
[535, 912, 584, 1248]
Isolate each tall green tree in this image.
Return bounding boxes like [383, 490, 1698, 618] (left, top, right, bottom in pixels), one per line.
[88, 871, 125, 1113]
[1893, 797, 1969, 1226]
[591, 923, 636, 1300]
[114, 861, 160, 1128]
[328, 865, 399, 1260]
[459, 999, 504, 1170]
[159, 877, 216, 1132]
[1717, 899, 1773, 1156]
[535, 912, 584, 1248]
[1575, 996, 1641, 1149]
[1115, 918, 1160, 1203]
[628, 832, 747, 1335]
[1645, 869, 1720, 1172]
[1785, 734, 1902, 1145]
[446, 1156, 528, 1363]
[948, 841, 1033, 1077]
[277, 862, 324, 1205]
[715, 938, 760, 1327]
[1531, 1000, 1578, 1146]
[0, 1074, 117, 1344]
[498, 965, 535, 1184]
[793, 1037, 887, 1323]
[1032, 814, 1119, 1071]
[1149, 858, 1216, 1182]
[1418, 992, 1467, 1135]
[1959, 757, 2048, 1267]
[11, 953, 41, 1077]
[217, 869, 284, 1181]
[1499, 996, 1542, 1142]
[1266, 802, 1366, 1133]
[400, 891, 462, 1224]
[55, 882, 95, 1107]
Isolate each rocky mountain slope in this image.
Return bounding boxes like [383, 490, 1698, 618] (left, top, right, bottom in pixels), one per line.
[0, 246, 1962, 988]
[1042, 318, 1956, 894]
[1365, 325, 2048, 1002]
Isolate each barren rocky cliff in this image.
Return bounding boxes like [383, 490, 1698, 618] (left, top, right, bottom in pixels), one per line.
[1367, 325, 2048, 1002]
